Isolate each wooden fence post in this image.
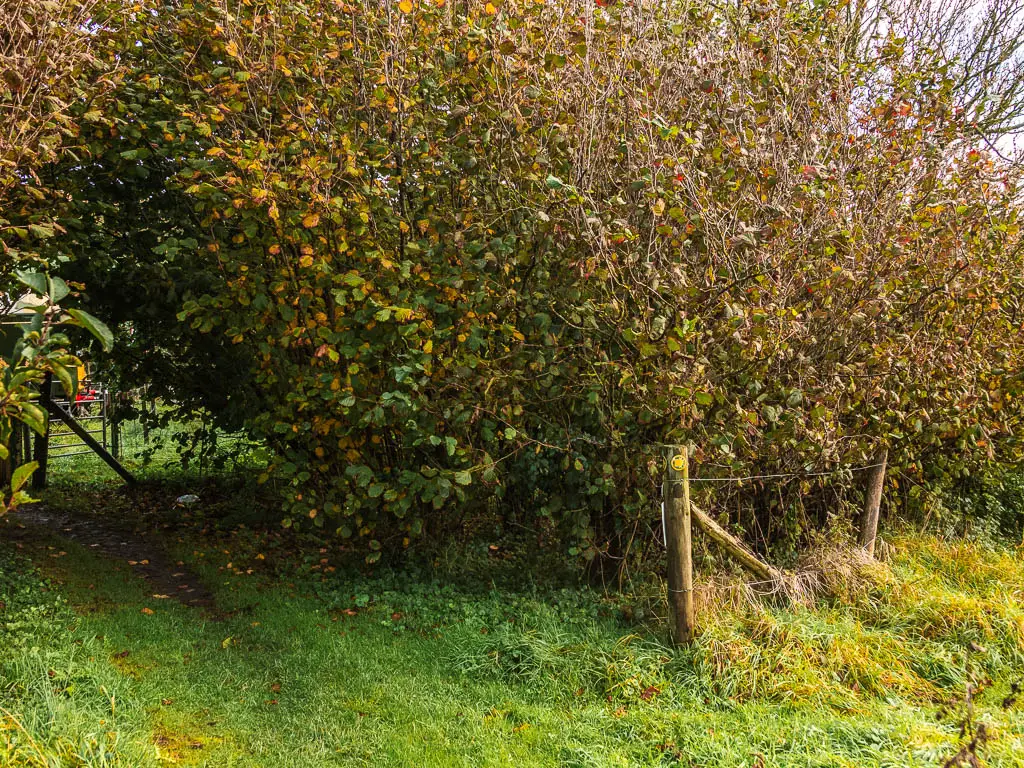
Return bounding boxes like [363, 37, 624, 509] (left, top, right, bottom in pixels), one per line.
[858, 448, 888, 557]
[663, 444, 695, 646]
[32, 373, 51, 490]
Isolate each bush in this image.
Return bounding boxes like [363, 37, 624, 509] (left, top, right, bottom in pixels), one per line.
[43, 0, 1024, 566]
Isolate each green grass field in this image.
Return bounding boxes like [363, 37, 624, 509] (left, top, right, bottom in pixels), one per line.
[2, 478, 1024, 766]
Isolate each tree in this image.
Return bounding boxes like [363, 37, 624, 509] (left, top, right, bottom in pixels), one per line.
[39, 0, 1024, 568]
[1, 0, 103, 281]
[1, 0, 113, 511]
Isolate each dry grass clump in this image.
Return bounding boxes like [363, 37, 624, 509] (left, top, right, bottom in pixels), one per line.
[690, 542, 894, 621]
[790, 544, 896, 605]
[691, 572, 780, 620]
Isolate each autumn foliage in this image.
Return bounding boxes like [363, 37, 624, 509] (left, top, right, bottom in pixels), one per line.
[30, 0, 1024, 563]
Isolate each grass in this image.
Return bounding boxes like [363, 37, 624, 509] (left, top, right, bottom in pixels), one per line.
[42, 411, 265, 488]
[3, 482, 1024, 766]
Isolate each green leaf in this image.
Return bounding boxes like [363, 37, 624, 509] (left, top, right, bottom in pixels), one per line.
[15, 270, 47, 296]
[27, 224, 55, 239]
[454, 470, 472, 486]
[48, 276, 70, 303]
[10, 462, 38, 494]
[50, 360, 77, 400]
[545, 175, 565, 190]
[66, 309, 114, 351]
[17, 402, 48, 436]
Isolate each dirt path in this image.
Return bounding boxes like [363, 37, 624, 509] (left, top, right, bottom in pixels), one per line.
[4, 504, 219, 613]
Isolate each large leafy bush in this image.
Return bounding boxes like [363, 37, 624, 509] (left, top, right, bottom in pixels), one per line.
[44, 0, 1024, 564]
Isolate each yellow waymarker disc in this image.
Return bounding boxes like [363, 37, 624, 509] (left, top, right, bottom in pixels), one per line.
[670, 454, 685, 472]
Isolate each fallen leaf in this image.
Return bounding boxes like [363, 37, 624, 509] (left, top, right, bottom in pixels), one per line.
[640, 685, 661, 701]
[141, 608, 154, 615]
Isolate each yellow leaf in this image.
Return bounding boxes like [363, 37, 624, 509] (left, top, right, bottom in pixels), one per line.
[399, 0, 413, 12]
[268, 203, 280, 221]
[652, 198, 666, 216]
[225, 40, 239, 58]
[485, 2, 497, 13]
[303, 213, 320, 228]
[423, 339, 433, 353]
[141, 607, 154, 615]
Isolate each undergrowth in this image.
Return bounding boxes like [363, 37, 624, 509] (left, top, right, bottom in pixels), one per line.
[3, 498, 1024, 765]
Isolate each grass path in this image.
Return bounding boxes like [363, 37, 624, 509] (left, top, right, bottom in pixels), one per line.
[3, 508, 1024, 766]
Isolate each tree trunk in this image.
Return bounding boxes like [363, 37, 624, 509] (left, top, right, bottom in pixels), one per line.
[858, 449, 888, 557]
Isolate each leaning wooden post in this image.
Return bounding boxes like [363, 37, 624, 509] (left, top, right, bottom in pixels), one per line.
[858, 448, 888, 557]
[663, 445, 695, 646]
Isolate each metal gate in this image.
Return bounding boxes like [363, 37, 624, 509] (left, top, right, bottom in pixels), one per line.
[47, 377, 116, 460]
